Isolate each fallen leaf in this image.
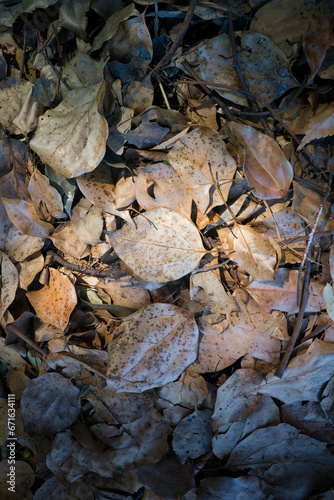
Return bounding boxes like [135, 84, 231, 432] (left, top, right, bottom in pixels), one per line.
[0, 250, 18, 318]
[110, 208, 206, 282]
[26, 268, 77, 332]
[227, 122, 293, 199]
[135, 163, 192, 219]
[106, 303, 199, 392]
[2, 197, 54, 237]
[168, 127, 236, 214]
[247, 268, 325, 313]
[297, 101, 334, 150]
[30, 82, 108, 178]
[20, 372, 81, 436]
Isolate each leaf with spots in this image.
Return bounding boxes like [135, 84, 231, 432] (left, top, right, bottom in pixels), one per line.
[106, 303, 199, 392]
[26, 268, 77, 333]
[167, 128, 236, 214]
[110, 207, 206, 283]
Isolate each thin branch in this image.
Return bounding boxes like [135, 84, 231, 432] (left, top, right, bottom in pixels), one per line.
[7, 325, 47, 358]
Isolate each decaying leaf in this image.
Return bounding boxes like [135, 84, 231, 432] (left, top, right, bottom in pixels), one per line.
[168, 127, 236, 214]
[20, 372, 81, 436]
[227, 122, 293, 199]
[30, 82, 108, 178]
[0, 250, 19, 319]
[110, 207, 206, 282]
[2, 197, 54, 237]
[228, 224, 279, 281]
[26, 268, 77, 333]
[297, 101, 334, 150]
[107, 303, 199, 392]
[247, 268, 325, 313]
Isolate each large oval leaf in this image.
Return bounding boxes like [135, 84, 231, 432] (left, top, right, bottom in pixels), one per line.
[110, 208, 206, 282]
[107, 303, 199, 392]
[228, 122, 293, 199]
[30, 82, 108, 178]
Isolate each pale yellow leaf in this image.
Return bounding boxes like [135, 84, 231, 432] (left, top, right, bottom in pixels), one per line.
[110, 208, 206, 282]
[323, 283, 334, 321]
[27, 268, 77, 333]
[107, 303, 199, 392]
[29, 82, 108, 178]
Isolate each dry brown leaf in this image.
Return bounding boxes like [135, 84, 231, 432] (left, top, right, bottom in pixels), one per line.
[71, 198, 103, 246]
[249, 0, 317, 56]
[228, 224, 279, 281]
[297, 102, 334, 150]
[0, 250, 18, 319]
[227, 122, 293, 199]
[2, 197, 54, 238]
[95, 275, 150, 309]
[27, 268, 77, 333]
[135, 163, 192, 219]
[190, 267, 237, 314]
[28, 169, 66, 219]
[76, 161, 133, 225]
[303, 8, 334, 84]
[18, 253, 44, 290]
[110, 208, 206, 282]
[247, 268, 325, 313]
[50, 223, 88, 260]
[107, 303, 199, 392]
[30, 82, 108, 178]
[292, 182, 334, 232]
[168, 128, 236, 214]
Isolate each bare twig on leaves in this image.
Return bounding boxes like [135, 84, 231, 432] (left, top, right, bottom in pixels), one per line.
[275, 175, 332, 378]
[154, 0, 197, 71]
[7, 324, 47, 358]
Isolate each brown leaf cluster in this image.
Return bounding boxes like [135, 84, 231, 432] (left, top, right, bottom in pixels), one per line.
[1, 1, 334, 499]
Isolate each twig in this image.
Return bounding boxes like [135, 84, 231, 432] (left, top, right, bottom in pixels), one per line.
[47, 251, 114, 278]
[182, 60, 235, 121]
[297, 175, 332, 304]
[7, 325, 47, 358]
[19, 29, 27, 79]
[228, 10, 275, 139]
[155, 0, 197, 70]
[274, 252, 311, 378]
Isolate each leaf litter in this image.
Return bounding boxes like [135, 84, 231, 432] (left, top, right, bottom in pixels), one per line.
[1, 1, 334, 499]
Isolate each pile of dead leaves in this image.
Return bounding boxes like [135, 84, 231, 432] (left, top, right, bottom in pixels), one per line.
[1, 0, 334, 499]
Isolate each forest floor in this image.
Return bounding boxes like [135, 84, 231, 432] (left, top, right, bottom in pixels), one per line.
[1, 1, 334, 499]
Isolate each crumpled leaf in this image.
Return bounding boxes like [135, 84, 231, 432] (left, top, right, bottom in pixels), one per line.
[228, 224, 279, 281]
[2, 197, 54, 237]
[226, 423, 334, 500]
[190, 266, 237, 314]
[228, 122, 293, 199]
[30, 81, 108, 178]
[106, 303, 199, 392]
[135, 162, 192, 219]
[172, 409, 212, 463]
[168, 127, 236, 214]
[0, 250, 18, 318]
[110, 208, 206, 282]
[26, 268, 77, 333]
[20, 372, 81, 436]
[71, 198, 103, 245]
[28, 168, 66, 219]
[297, 101, 334, 150]
[256, 339, 334, 404]
[0, 77, 32, 134]
[247, 268, 325, 313]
